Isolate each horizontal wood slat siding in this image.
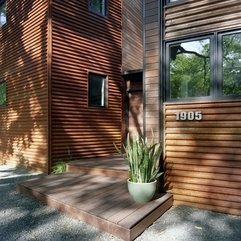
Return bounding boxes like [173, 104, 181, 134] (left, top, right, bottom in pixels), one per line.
[164, 0, 241, 40]
[164, 100, 241, 215]
[0, 1, 49, 172]
[143, 0, 160, 142]
[122, 0, 143, 72]
[128, 81, 143, 137]
[51, 0, 123, 162]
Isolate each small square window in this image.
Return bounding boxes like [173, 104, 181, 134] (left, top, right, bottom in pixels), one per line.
[88, 73, 107, 107]
[0, 80, 6, 105]
[0, 0, 6, 27]
[89, 0, 106, 16]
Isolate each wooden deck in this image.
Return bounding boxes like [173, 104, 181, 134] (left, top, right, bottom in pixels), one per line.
[66, 155, 129, 179]
[17, 173, 173, 241]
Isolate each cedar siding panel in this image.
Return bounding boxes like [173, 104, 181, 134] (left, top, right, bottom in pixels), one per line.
[51, 0, 123, 162]
[122, 0, 143, 72]
[143, 0, 160, 142]
[0, 0, 49, 172]
[164, 0, 241, 40]
[128, 81, 143, 137]
[164, 100, 241, 215]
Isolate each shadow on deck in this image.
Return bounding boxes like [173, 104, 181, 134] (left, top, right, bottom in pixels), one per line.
[17, 156, 173, 241]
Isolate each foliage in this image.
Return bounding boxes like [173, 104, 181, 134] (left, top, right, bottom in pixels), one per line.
[169, 33, 241, 98]
[0, 81, 6, 105]
[170, 39, 210, 98]
[223, 33, 241, 96]
[51, 161, 67, 174]
[115, 132, 163, 183]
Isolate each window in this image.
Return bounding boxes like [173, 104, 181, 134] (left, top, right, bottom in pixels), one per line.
[168, 38, 211, 99]
[0, 0, 6, 27]
[88, 73, 107, 107]
[0, 81, 6, 105]
[166, 31, 241, 100]
[222, 32, 241, 96]
[89, 0, 106, 16]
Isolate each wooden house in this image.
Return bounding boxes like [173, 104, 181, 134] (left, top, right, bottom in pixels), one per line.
[142, 0, 241, 216]
[1, 0, 241, 216]
[124, 0, 241, 215]
[0, 0, 123, 173]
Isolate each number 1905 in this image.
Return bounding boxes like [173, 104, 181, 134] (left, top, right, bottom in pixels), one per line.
[176, 111, 202, 121]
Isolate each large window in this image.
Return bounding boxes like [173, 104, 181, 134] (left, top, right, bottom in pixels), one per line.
[0, 0, 6, 27]
[88, 73, 107, 107]
[166, 31, 241, 100]
[0, 81, 6, 105]
[89, 0, 106, 16]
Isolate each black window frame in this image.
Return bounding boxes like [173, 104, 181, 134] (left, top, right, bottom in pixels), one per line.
[0, 80, 6, 106]
[165, 30, 241, 102]
[88, 72, 107, 108]
[88, 0, 107, 17]
[0, 0, 6, 27]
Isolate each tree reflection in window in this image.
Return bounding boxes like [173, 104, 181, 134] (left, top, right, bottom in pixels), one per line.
[0, 0, 6, 26]
[223, 33, 241, 96]
[0, 81, 6, 105]
[89, 0, 106, 16]
[169, 39, 210, 99]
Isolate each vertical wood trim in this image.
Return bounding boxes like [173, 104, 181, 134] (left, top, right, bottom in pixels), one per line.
[47, 0, 53, 174]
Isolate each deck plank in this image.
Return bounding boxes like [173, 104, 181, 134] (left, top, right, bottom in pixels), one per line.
[67, 156, 128, 179]
[119, 193, 173, 228]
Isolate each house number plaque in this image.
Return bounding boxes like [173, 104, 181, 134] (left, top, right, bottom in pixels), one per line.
[176, 111, 203, 121]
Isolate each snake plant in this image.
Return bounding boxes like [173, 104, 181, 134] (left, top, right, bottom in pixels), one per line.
[115, 132, 163, 183]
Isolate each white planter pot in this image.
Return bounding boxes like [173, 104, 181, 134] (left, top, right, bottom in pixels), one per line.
[127, 179, 157, 204]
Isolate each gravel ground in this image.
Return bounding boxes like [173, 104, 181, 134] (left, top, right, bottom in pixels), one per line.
[1, 164, 241, 241]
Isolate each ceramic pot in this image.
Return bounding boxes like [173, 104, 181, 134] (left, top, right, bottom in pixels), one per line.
[127, 179, 157, 204]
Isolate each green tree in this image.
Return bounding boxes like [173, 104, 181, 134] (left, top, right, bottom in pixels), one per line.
[170, 39, 210, 98]
[223, 33, 241, 96]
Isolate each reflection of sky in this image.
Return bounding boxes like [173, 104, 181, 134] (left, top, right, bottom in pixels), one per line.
[181, 40, 209, 55]
[0, 15, 6, 26]
[0, 2, 6, 26]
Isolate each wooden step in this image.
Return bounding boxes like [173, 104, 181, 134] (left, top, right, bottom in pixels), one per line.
[67, 155, 129, 179]
[17, 173, 173, 241]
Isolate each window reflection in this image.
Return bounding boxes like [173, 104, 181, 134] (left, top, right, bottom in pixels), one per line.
[223, 33, 241, 96]
[89, 73, 106, 107]
[0, 81, 6, 105]
[169, 39, 211, 99]
[89, 0, 106, 16]
[0, 1, 6, 27]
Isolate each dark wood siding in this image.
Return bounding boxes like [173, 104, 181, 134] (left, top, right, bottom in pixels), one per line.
[127, 80, 143, 137]
[164, 100, 241, 215]
[51, 0, 123, 162]
[143, 0, 160, 142]
[164, 0, 241, 40]
[122, 0, 143, 72]
[0, 0, 49, 172]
